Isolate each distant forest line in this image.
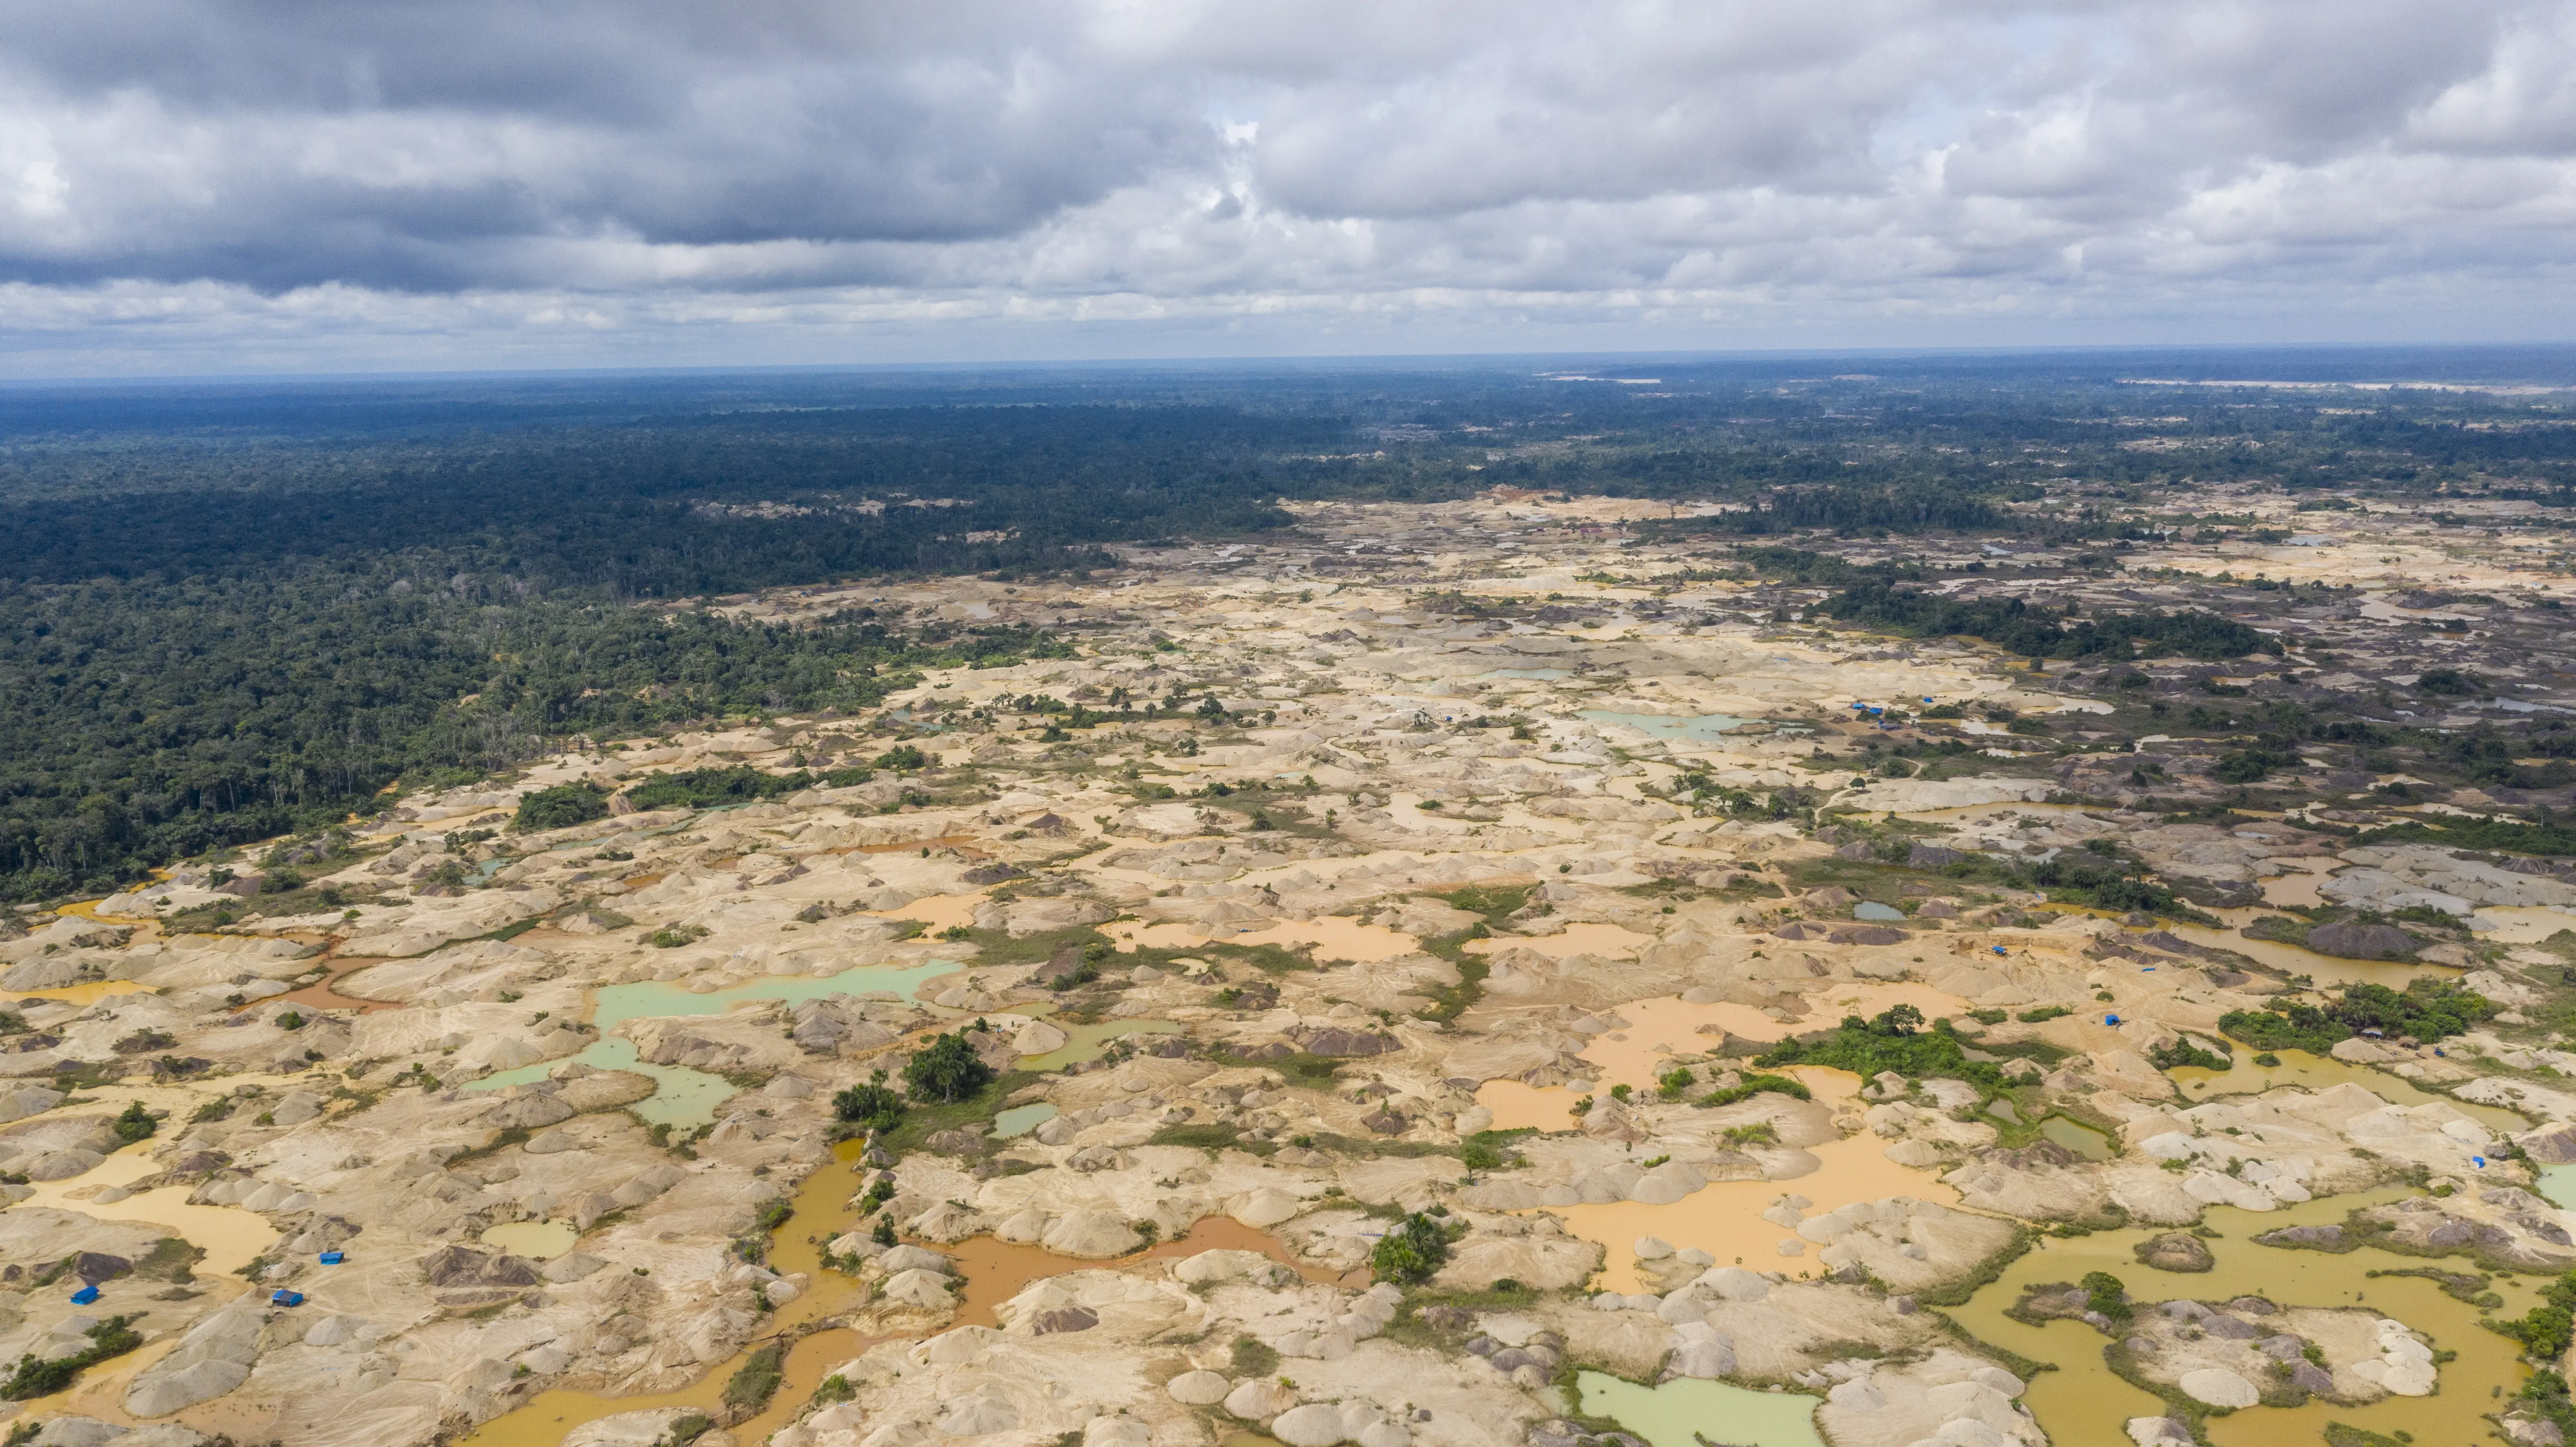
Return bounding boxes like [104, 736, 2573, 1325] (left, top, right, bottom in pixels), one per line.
[4, 351, 2574, 898]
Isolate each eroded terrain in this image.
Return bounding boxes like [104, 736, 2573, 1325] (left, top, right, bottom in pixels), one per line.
[9, 485, 2576, 1447]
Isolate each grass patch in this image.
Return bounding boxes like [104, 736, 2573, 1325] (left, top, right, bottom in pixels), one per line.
[874, 1070, 1037, 1156]
[721, 1341, 787, 1416]
[1150, 1123, 1271, 1157]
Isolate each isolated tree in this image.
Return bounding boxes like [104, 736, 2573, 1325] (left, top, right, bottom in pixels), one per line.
[902, 1030, 993, 1104]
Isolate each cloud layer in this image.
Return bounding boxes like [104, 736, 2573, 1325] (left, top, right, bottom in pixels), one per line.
[5, 0, 2576, 370]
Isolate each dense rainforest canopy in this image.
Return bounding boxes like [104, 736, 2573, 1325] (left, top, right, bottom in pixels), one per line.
[4, 349, 2572, 899]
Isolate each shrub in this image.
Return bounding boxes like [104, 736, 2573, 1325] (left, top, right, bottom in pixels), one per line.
[1370, 1211, 1462, 1284]
[2081, 1271, 2132, 1323]
[111, 1102, 156, 1144]
[513, 781, 610, 832]
[624, 765, 806, 811]
[1699, 1072, 1813, 1108]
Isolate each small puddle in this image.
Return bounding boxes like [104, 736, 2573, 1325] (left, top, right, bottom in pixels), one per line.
[1943, 1187, 2543, 1447]
[481, 1220, 579, 1258]
[991, 1103, 1058, 1138]
[2163, 1048, 2528, 1132]
[1577, 710, 1755, 742]
[2037, 1116, 2115, 1161]
[1853, 902, 1905, 922]
[1016, 1019, 1186, 1073]
[1577, 1369, 1825, 1447]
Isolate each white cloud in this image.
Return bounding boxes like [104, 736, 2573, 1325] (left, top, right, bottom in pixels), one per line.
[0, 0, 2572, 370]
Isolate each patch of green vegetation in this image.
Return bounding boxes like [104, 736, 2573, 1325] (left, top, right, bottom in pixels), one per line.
[873, 1070, 1035, 1157]
[1411, 884, 1528, 1023]
[2017, 1005, 2071, 1023]
[721, 1342, 786, 1415]
[902, 1028, 995, 1103]
[658, 1410, 717, 1446]
[1699, 1072, 1813, 1107]
[1371, 1211, 1467, 1284]
[2081, 1270, 2133, 1323]
[1148, 1123, 1270, 1156]
[832, 1070, 906, 1132]
[1754, 1007, 2006, 1098]
[111, 1101, 157, 1143]
[514, 781, 610, 832]
[1460, 1128, 1534, 1172]
[2358, 816, 2576, 857]
[2492, 1267, 2576, 1359]
[2147, 1039, 2230, 1072]
[2323, 1423, 2411, 1447]
[1, 1315, 142, 1398]
[1231, 1335, 1281, 1377]
[2220, 978, 2494, 1052]
[624, 765, 809, 811]
[2364, 1266, 2491, 1303]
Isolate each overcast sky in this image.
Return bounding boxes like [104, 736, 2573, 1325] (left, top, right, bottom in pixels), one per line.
[6, 0, 2576, 375]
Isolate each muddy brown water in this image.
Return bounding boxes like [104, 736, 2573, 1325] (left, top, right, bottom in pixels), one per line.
[2164, 1048, 2529, 1132]
[461, 1136, 1343, 1447]
[1943, 1185, 2546, 1447]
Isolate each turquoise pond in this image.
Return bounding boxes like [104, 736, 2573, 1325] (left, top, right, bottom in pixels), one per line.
[1577, 710, 1754, 742]
[590, 959, 958, 1032]
[1852, 902, 1905, 921]
[2540, 1164, 2576, 1210]
[469, 1037, 743, 1128]
[991, 1103, 1059, 1138]
[1575, 1371, 1825, 1447]
[468, 958, 959, 1126]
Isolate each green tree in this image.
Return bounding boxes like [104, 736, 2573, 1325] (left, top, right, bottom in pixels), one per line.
[513, 781, 610, 832]
[2081, 1271, 2131, 1323]
[832, 1070, 906, 1132]
[111, 1102, 155, 1144]
[1370, 1211, 1461, 1284]
[902, 1030, 993, 1104]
